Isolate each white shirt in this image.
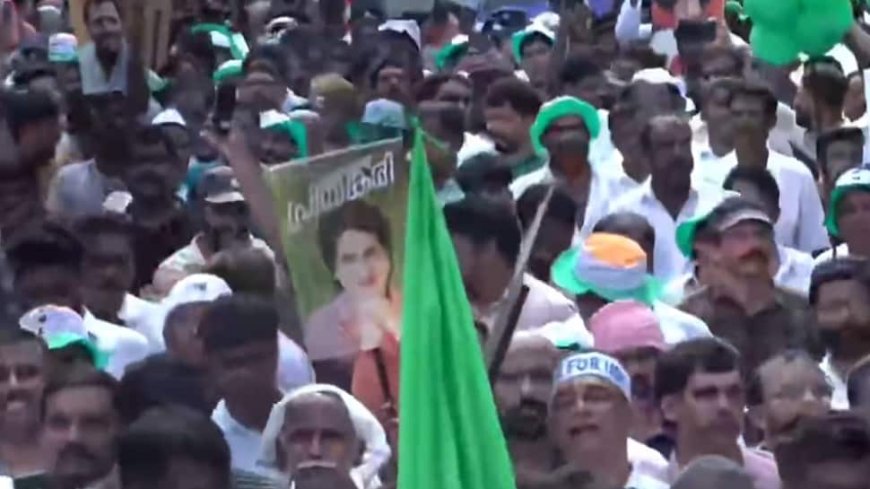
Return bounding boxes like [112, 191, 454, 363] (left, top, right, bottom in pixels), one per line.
[775, 246, 815, 296]
[608, 181, 728, 282]
[457, 132, 495, 166]
[695, 149, 829, 254]
[814, 244, 850, 265]
[652, 301, 712, 344]
[626, 470, 670, 489]
[118, 294, 164, 354]
[212, 400, 270, 475]
[627, 438, 669, 484]
[820, 354, 850, 410]
[277, 333, 315, 393]
[512, 166, 636, 239]
[83, 310, 150, 379]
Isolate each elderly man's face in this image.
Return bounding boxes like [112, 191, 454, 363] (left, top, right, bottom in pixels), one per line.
[278, 394, 360, 475]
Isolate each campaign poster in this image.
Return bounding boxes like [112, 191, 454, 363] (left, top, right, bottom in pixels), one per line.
[264, 139, 408, 374]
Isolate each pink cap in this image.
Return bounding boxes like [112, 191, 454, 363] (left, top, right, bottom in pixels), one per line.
[588, 300, 666, 354]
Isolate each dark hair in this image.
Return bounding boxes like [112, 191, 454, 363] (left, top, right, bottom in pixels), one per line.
[199, 295, 279, 353]
[243, 44, 291, 85]
[654, 338, 741, 401]
[414, 73, 469, 103]
[558, 53, 603, 88]
[615, 41, 667, 71]
[318, 200, 392, 276]
[73, 214, 133, 246]
[11, 62, 56, 88]
[369, 55, 407, 89]
[42, 366, 121, 420]
[82, 0, 123, 23]
[593, 212, 655, 247]
[817, 127, 865, 169]
[730, 82, 778, 119]
[517, 185, 577, 230]
[803, 57, 849, 109]
[639, 113, 688, 150]
[484, 77, 543, 117]
[117, 355, 215, 422]
[6, 221, 84, 279]
[118, 406, 230, 488]
[723, 166, 780, 210]
[809, 257, 870, 305]
[0, 89, 60, 141]
[776, 412, 870, 484]
[702, 44, 745, 74]
[746, 350, 818, 407]
[847, 356, 870, 407]
[454, 153, 513, 195]
[175, 31, 218, 78]
[205, 248, 276, 298]
[419, 100, 466, 141]
[131, 124, 180, 164]
[444, 194, 522, 264]
[0, 328, 45, 348]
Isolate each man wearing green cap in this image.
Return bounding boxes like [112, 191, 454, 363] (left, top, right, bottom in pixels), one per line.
[512, 95, 632, 238]
[512, 24, 555, 94]
[678, 197, 821, 374]
[816, 167, 870, 264]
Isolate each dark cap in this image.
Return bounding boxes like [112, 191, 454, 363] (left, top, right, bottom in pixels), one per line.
[200, 166, 245, 204]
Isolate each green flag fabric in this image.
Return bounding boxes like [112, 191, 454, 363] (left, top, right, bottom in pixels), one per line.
[397, 129, 516, 489]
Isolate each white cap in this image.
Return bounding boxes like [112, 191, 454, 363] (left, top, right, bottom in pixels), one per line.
[162, 274, 233, 315]
[152, 108, 187, 127]
[19, 305, 88, 338]
[260, 109, 290, 129]
[531, 12, 560, 32]
[632, 67, 688, 98]
[378, 19, 421, 51]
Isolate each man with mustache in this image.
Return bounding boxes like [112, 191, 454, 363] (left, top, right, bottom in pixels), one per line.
[746, 351, 832, 452]
[493, 334, 560, 478]
[608, 113, 727, 284]
[42, 367, 121, 489]
[482, 78, 544, 181]
[548, 351, 669, 489]
[809, 257, 870, 410]
[152, 166, 274, 296]
[0, 329, 47, 478]
[656, 338, 780, 489]
[495, 334, 668, 485]
[679, 197, 822, 374]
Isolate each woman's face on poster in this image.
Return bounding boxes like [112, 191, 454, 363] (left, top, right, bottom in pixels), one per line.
[334, 229, 391, 299]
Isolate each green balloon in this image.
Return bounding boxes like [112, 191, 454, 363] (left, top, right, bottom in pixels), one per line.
[744, 0, 801, 31]
[751, 25, 801, 65]
[795, 0, 854, 56]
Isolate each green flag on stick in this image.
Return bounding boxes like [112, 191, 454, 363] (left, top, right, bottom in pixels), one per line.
[397, 129, 516, 489]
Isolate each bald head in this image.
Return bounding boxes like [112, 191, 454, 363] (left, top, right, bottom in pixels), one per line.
[495, 333, 560, 440]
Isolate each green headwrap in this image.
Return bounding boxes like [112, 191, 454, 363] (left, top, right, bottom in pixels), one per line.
[191, 23, 250, 61]
[529, 96, 601, 157]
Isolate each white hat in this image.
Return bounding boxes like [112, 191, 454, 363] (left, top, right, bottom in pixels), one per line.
[19, 305, 87, 338]
[378, 19, 421, 51]
[632, 67, 688, 98]
[152, 108, 187, 127]
[259, 384, 391, 488]
[162, 274, 233, 315]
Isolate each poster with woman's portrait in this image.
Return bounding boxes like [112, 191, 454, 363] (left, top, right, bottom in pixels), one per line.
[265, 139, 408, 375]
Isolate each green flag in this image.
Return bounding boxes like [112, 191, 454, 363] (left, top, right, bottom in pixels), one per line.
[397, 129, 516, 489]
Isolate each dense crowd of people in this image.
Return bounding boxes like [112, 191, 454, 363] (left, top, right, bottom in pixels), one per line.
[3, 0, 870, 487]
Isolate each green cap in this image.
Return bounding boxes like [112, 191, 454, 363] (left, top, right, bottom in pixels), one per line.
[47, 333, 109, 370]
[192, 23, 250, 61]
[260, 110, 310, 159]
[551, 233, 662, 306]
[435, 35, 469, 71]
[676, 214, 710, 259]
[826, 168, 870, 237]
[213, 59, 243, 84]
[511, 24, 555, 64]
[530, 96, 601, 157]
